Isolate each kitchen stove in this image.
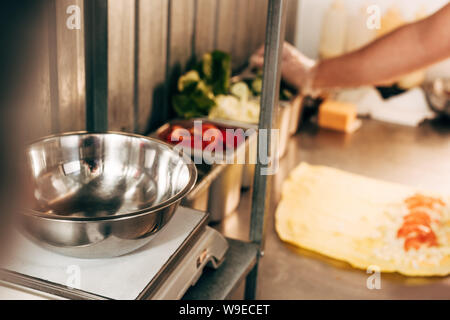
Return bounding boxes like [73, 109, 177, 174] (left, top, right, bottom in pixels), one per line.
[0, 207, 228, 300]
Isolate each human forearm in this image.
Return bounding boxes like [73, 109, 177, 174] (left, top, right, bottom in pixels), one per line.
[313, 4, 450, 89]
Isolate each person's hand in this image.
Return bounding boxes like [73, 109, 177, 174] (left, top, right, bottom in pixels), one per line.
[250, 42, 317, 91]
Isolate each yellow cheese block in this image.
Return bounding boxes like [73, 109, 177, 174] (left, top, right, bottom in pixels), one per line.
[318, 100, 361, 133]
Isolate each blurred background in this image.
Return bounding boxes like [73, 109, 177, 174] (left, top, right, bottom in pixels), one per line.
[295, 0, 450, 79]
[22, 0, 298, 140]
[0, 0, 449, 299]
[20, 0, 450, 143]
[2, 0, 449, 247]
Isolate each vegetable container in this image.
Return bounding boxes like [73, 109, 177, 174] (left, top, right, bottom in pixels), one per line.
[151, 119, 256, 223]
[204, 97, 293, 189]
[197, 118, 258, 190]
[288, 95, 304, 136]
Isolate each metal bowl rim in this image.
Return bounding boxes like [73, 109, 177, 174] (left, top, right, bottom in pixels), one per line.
[23, 131, 197, 222]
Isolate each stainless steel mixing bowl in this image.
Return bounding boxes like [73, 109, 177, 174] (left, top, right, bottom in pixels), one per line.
[20, 132, 197, 258]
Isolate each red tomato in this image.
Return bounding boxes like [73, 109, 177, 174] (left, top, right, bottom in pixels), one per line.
[201, 123, 219, 134]
[397, 223, 432, 239]
[404, 233, 438, 251]
[221, 129, 245, 150]
[167, 125, 191, 147]
[402, 211, 431, 226]
[164, 123, 246, 152]
[189, 126, 203, 138]
[202, 124, 223, 150]
[404, 194, 446, 211]
[192, 134, 203, 149]
[396, 205, 439, 251]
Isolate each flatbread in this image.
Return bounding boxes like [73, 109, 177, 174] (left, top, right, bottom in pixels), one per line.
[275, 162, 450, 276]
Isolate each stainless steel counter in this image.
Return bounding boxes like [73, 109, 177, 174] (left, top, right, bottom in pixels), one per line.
[214, 118, 450, 299]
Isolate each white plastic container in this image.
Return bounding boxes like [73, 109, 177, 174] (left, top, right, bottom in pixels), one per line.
[345, 6, 376, 53]
[319, 0, 348, 59]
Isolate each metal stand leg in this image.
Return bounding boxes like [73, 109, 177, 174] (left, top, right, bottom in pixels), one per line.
[244, 0, 287, 300]
[244, 264, 258, 300]
[84, 0, 108, 132]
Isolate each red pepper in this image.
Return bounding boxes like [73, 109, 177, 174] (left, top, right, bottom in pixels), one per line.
[396, 195, 443, 251]
[404, 233, 438, 251]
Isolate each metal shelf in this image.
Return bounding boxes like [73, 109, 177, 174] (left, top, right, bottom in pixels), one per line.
[183, 239, 259, 300]
[183, 0, 287, 300]
[244, 0, 286, 299]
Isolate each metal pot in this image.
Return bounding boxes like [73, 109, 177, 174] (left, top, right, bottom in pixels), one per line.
[21, 132, 197, 259]
[423, 78, 450, 118]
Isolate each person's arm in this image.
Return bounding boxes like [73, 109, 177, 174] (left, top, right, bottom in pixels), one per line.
[314, 3, 450, 89]
[250, 4, 450, 91]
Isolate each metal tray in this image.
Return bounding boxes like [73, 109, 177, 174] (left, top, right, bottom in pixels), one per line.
[151, 119, 255, 223]
[196, 118, 257, 189]
[205, 97, 293, 188]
